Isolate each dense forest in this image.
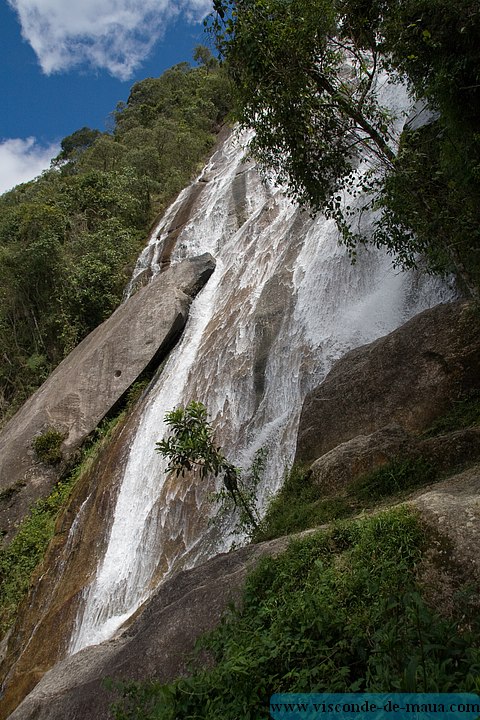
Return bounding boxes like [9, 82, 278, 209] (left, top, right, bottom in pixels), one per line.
[0, 49, 231, 426]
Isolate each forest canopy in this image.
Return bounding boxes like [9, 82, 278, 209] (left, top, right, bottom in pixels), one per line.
[0, 51, 231, 425]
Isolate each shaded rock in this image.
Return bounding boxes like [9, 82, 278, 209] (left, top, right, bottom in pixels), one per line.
[411, 465, 480, 616]
[295, 301, 480, 467]
[310, 425, 412, 494]
[310, 425, 480, 496]
[418, 427, 480, 473]
[7, 535, 293, 720]
[0, 254, 215, 544]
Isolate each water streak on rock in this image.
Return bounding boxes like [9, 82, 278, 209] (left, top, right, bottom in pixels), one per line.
[70, 94, 453, 652]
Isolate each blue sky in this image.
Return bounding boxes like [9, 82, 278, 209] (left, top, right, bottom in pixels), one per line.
[0, 0, 213, 193]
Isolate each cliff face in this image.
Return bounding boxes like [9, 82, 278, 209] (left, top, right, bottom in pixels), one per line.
[0, 254, 215, 544]
[0, 121, 460, 718]
[6, 299, 480, 720]
[295, 301, 480, 467]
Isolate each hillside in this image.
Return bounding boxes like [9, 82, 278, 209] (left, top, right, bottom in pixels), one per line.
[1, 2, 480, 717]
[0, 51, 231, 426]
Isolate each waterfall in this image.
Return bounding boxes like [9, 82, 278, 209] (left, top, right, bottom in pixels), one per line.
[69, 82, 454, 653]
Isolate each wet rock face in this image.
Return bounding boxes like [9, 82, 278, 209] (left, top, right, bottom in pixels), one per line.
[295, 301, 480, 467]
[0, 254, 215, 544]
[7, 536, 293, 720]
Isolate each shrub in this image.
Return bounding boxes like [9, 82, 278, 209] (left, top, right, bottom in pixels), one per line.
[156, 402, 261, 534]
[109, 508, 480, 719]
[32, 428, 65, 465]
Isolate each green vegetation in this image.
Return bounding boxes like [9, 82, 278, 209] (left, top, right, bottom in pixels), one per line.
[0, 399, 135, 637]
[0, 475, 76, 637]
[254, 464, 351, 542]
[351, 457, 436, 502]
[156, 401, 261, 533]
[254, 457, 437, 542]
[32, 428, 65, 465]
[423, 391, 480, 437]
[0, 50, 231, 426]
[210, 0, 480, 291]
[109, 508, 480, 719]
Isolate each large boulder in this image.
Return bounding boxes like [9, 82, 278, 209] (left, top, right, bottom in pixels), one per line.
[411, 465, 480, 616]
[309, 425, 412, 494]
[310, 425, 480, 496]
[0, 254, 215, 543]
[6, 535, 293, 720]
[295, 301, 480, 467]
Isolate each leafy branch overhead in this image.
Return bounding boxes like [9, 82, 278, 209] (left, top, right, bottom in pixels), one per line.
[156, 401, 260, 531]
[208, 0, 480, 294]
[210, 0, 397, 213]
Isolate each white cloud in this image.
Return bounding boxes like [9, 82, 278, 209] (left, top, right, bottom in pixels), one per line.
[7, 0, 212, 80]
[0, 138, 59, 194]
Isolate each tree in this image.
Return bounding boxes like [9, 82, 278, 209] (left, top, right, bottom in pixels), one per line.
[210, 0, 396, 213]
[51, 127, 102, 169]
[193, 44, 218, 71]
[210, 0, 480, 293]
[156, 401, 260, 532]
[366, 0, 480, 292]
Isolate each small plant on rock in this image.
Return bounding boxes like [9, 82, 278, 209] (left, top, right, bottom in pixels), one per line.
[156, 401, 261, 534]
[33, 428, 65, 465]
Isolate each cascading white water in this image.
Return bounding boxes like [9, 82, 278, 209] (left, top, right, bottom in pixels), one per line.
[70, 79, 454, 653]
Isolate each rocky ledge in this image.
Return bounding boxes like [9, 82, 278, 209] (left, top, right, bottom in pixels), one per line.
[0, 254, 215, 544]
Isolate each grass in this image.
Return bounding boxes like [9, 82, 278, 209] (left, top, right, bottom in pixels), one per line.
[422, 391, 480, 437]
[0, 409, 128, 638]
[108, 507, 480, 720]
[350, 456, 437, 502]
[253, 457, 438, 543]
